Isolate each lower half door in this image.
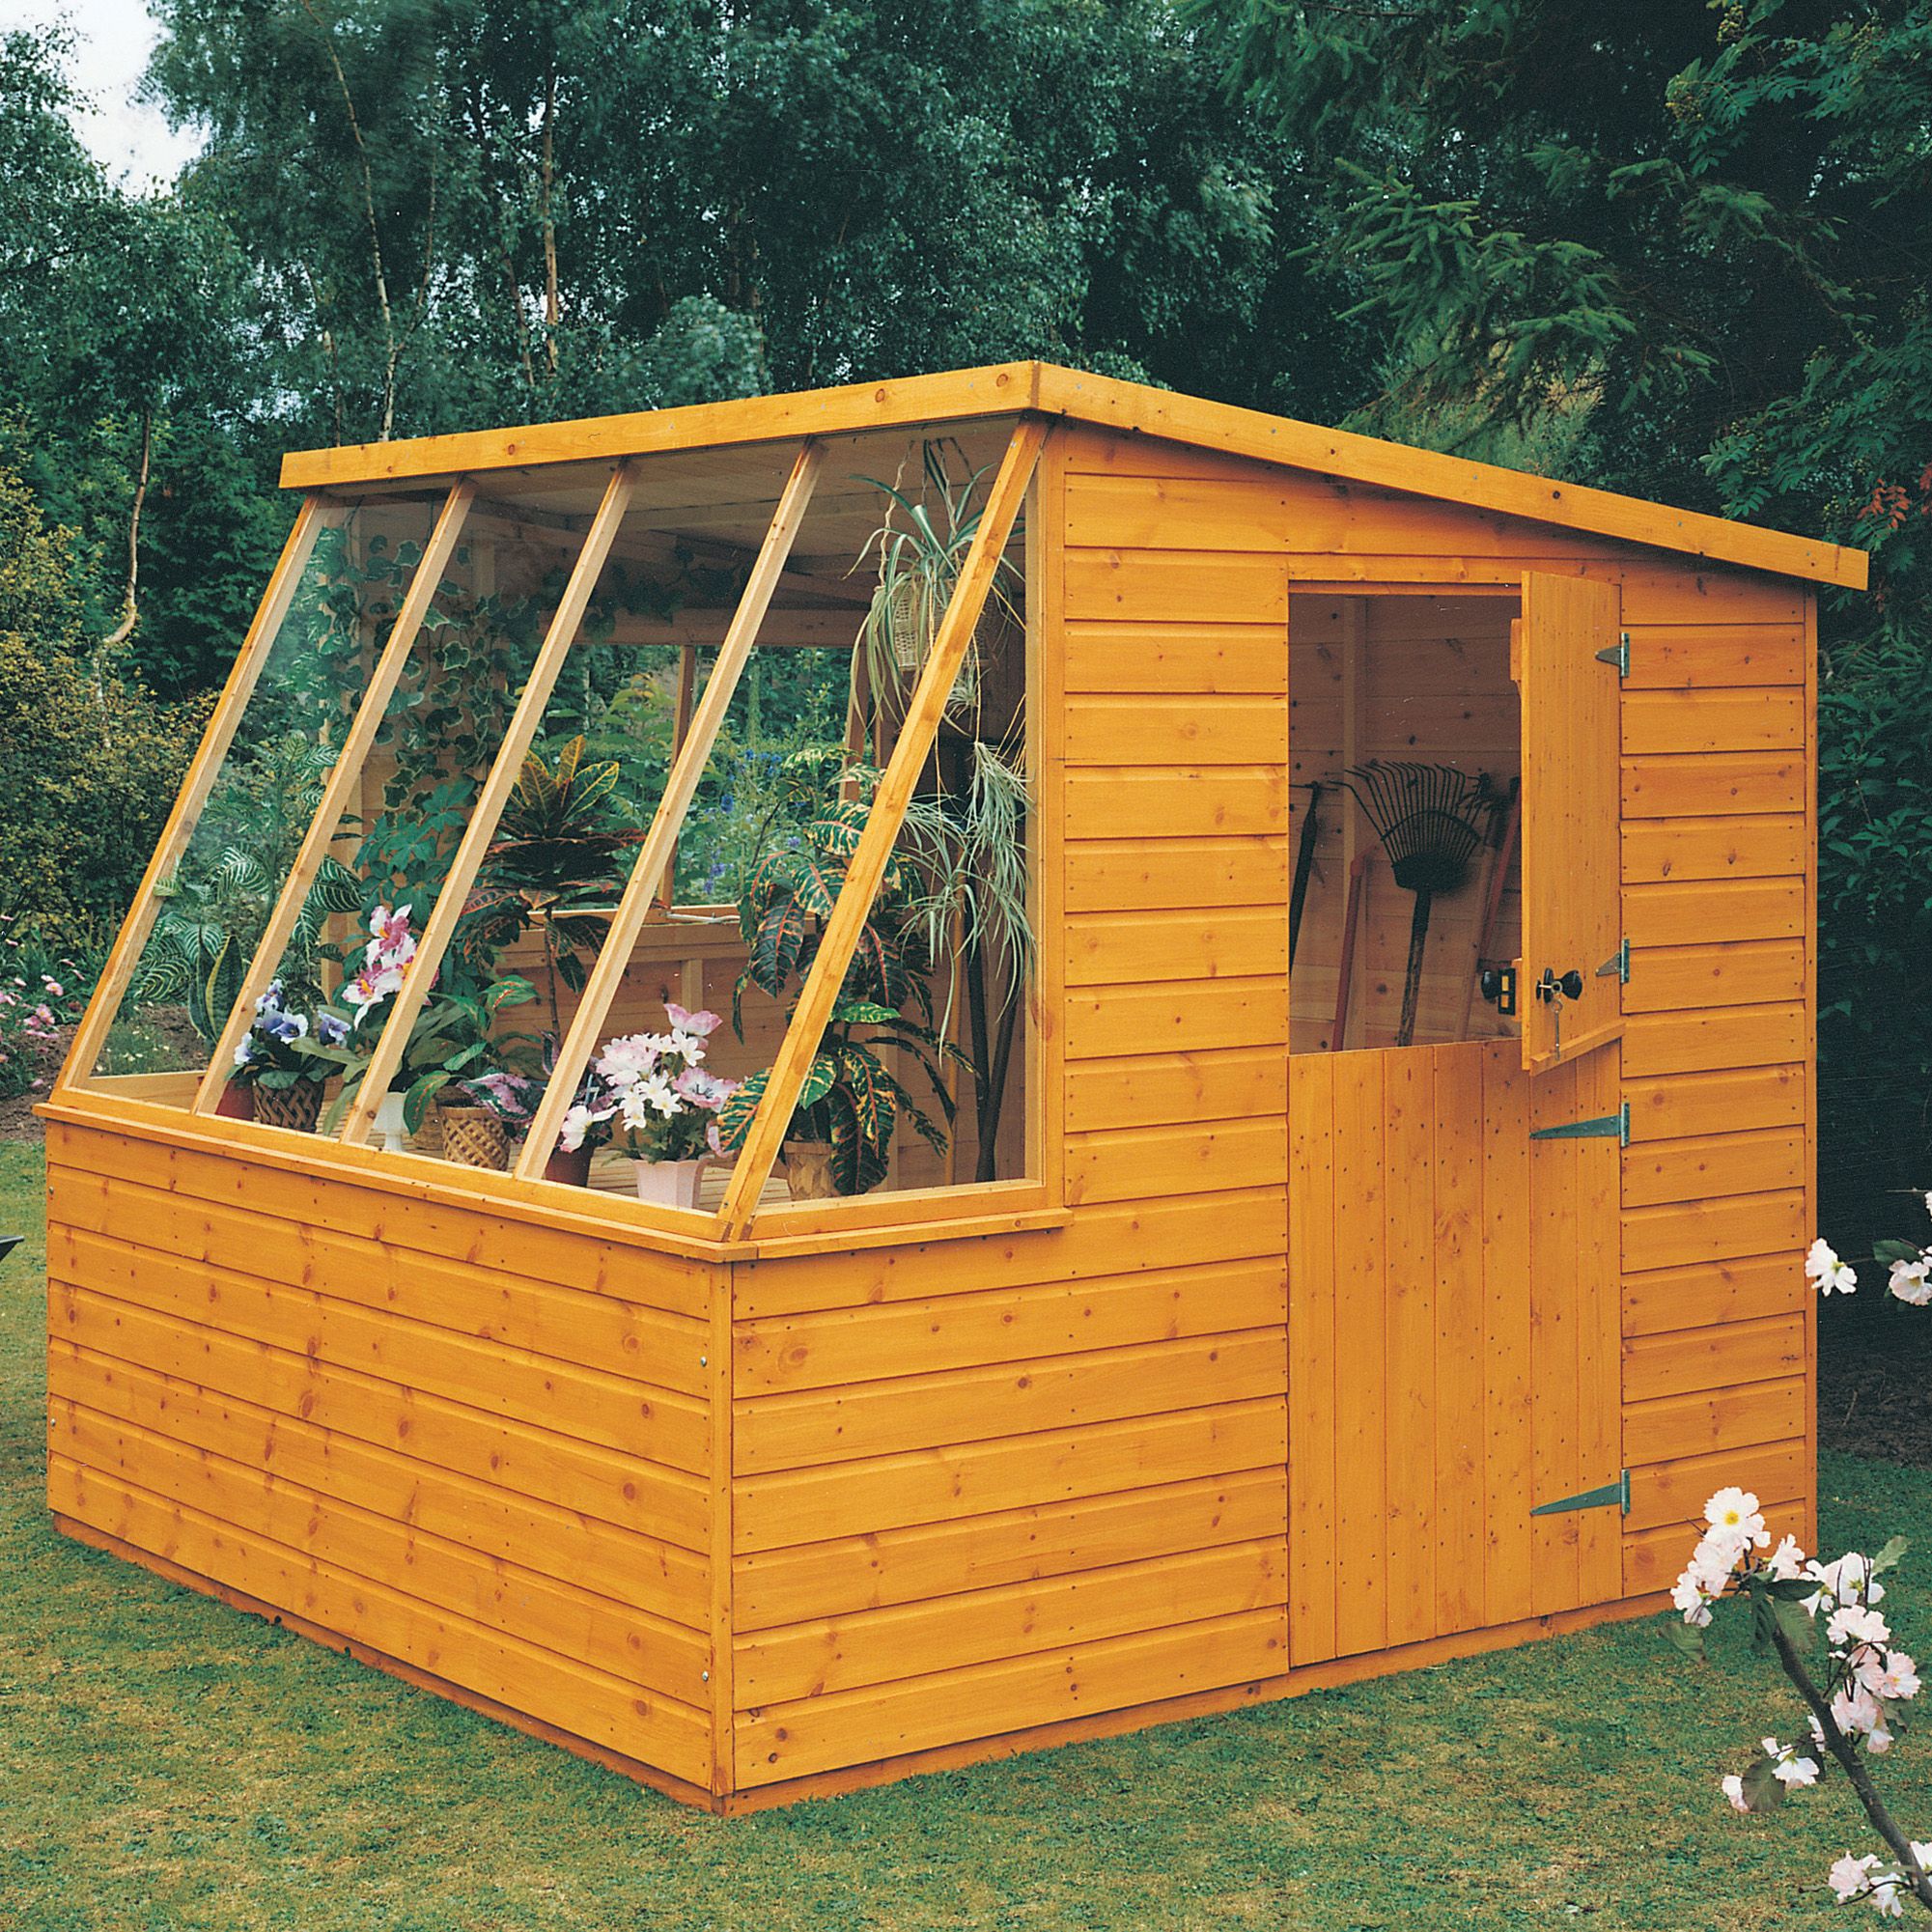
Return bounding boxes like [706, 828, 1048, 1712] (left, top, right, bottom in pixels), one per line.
[1288, 1036, 1622, 1666]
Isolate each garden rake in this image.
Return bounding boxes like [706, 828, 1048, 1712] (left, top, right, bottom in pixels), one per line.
[1341, 760, 1493, 1049]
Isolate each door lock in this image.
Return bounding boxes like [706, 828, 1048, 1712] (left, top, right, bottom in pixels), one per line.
[1477, 966, 1517, 1016]
[1534, 966, 1585, 1059]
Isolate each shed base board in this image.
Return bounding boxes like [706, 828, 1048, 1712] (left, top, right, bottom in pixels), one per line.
[55, 1509, 1668, 1815]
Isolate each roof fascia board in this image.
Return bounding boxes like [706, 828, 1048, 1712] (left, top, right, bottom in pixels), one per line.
[280, 357, 1865, 590]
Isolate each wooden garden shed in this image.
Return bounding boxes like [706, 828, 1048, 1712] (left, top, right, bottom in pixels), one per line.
[42, 362, 1864, 1811]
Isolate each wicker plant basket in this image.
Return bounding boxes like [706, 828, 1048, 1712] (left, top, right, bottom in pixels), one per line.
[250, 1079, 324, 1134]
[436, 1105, 508, 1170]
[886, 575, 979, 710]
[782, 1139, 838, 1201]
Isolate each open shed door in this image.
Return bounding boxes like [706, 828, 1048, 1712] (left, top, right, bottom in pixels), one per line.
[1516, 574, 1624, 1075]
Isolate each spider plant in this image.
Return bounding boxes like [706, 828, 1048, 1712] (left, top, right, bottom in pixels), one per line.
[856, 440, 1024, 720]
[716, 754, 962, 1195]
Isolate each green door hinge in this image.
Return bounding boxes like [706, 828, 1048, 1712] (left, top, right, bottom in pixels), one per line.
[1529, 1101, 1630, 1147]
[1597, 938, 1630, 985]
[1595, 630, 1630, 677]
[1532, 1470, 1631, 1518]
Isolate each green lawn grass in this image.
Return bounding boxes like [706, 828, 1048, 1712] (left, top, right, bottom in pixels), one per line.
[1, 1138, 1925, 1931]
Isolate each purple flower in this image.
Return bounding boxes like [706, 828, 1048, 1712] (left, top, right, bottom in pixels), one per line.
[313, 1011, 350, 1048]
[263, 1010, 309, 1045]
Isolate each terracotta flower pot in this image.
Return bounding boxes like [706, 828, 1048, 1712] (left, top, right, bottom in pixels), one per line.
[250, 1079, 324, 1134]
[214, 1082, 254, 1121]
[544, 1142, 594, 1188]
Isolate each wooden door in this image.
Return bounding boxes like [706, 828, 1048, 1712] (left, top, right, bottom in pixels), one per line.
[1288, 1040, 1624, 1664]
[1517, 572, 1624, 1073]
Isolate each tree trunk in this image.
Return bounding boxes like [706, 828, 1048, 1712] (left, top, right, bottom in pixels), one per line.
[101, 406, 151, 653]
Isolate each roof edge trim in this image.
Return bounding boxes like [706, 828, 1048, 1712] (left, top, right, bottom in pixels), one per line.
[278, 358, 1866, 590]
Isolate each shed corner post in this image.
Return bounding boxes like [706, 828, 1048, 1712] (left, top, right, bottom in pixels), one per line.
[708, 1253, 738, 1805]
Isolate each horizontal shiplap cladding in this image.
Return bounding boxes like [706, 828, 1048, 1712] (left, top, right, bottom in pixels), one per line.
[732, 1606, 1287, 1788]
[49, 1221, 709, 1469]
[734, 1328, 1285, 1476]
[734, 1538, 1284, 1708]
[735, 1258, 1286, 1395]
[47, 1331, 706, 1624]
[51, 1173, 709, 1398]
[48, 1274, 712, 1552]
[47, 1123, 717, 1320]
[734, 1397, 1287, 1554]
[48, 1385, 708, 1702]
[48, 1454, 713, 1788]
[734, 1468, 1284, 1630]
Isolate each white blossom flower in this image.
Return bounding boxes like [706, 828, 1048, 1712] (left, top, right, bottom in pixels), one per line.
[1869, 1871, 1907, 1917]
[1806, 1237, 1859, 1295]
[1861, 1651, 1921, 1703]
[1672, 1572, 1716, 1624]
[1762, 1737, 1820, 1787]
[1721, 1772, 1749, 1812]
[1831, 1853, 1883, 1903]
[1890, 1258, 1932, 1306]
[1805, 1552, 1883, 1616]
[558, 1104, 612, 1154]
[1705, 1489, 1771, 1549]
[1830, 1604, 1892, 1651]
[1767, 1534, 1808, 1582]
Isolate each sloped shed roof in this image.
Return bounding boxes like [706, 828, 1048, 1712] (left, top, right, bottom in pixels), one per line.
[281, 360, 1867, 591]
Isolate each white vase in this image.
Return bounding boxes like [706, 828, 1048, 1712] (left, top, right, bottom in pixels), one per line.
[632, 1158, 703, 1209]
[374, 1092, 410, 1154]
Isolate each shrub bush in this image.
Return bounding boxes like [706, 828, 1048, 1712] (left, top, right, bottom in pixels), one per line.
[0, 461, 208, 927]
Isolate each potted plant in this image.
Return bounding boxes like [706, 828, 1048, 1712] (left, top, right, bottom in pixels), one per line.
[591, 1004, 739, 1208]
[321, 905, 538, 1155]
[715, 763, 959, 1196]
[859, 441, 1024, 717]
[470, 736, 645, 1031]
[226, 981, 353, 1132]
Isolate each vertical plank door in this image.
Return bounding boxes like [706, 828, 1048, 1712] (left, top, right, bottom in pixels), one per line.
[1288, 571, 1628, 1667]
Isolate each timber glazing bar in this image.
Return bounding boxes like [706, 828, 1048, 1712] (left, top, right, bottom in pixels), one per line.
[714, 413, 1049, 1239]
[339, 462, 641, 1146]
[192, 480, 479, 1113]
[513, 440, 826, 1182]
[61, 494, 341, 1091]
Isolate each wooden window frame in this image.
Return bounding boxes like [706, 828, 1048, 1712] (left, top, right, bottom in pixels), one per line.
[189, 480, 479, 1112]
[511, 440, 825, 1183]
[337, 462, 640, 1145]
[60, 493, 343, 1094]
[65, 421, 1057, 1248]
[714, 414, 1049, 1240]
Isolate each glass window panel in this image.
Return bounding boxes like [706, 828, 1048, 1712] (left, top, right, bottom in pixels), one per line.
[90, 494, 441, 1089]
[551, 423, 1036, 1209]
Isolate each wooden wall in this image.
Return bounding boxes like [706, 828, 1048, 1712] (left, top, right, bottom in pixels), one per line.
[1615, 574, 1814, 1582]
[720, 423, 1295, 1794]
[43, 1117, 727, 1798]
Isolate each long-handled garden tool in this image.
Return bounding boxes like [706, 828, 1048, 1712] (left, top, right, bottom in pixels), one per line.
[1288, 781, 1323, 968]
[1458, 775, 1522, 1039]
[1341, 760, 1492, 1049]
